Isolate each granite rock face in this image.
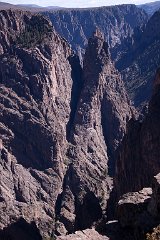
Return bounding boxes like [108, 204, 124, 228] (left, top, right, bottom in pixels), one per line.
[0, 10, 30, 54]
[115, 10, 160, 111]
[116, 174, 160, 240]
[118, 188, 153, 228]
[0, 10, 134, 239]
[54, 29, 133, 235]
[148, 173, 160, 218]
[44, 5, 148, 58]
[138, 1, 160, 16]
[57, 229, 109, 240]
[115, 67, 160, 198]
[0, 10, 73, 239]
[0, 218, 43, 240]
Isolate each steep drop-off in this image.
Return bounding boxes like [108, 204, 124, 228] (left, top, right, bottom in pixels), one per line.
[0, 9, 73, 239]
[0, 10, 133, 239]
[55, 29, 133, 235]
[43, 5, 148, 58]
[113, 71, 160, 237]
[138, 1, 160, 16]
[115, 10, 160, 111]
[115, 67, 160, 198]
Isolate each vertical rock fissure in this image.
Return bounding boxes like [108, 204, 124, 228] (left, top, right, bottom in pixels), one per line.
[100, 98, 115, 177]
[74, 191, 103, 231]
[66, 54, 83, 141]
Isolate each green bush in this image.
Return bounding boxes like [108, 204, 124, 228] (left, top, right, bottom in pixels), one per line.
[17, 15, 52, 48]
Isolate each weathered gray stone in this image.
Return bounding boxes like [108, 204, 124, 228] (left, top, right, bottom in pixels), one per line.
[57, 229, 109, 240]
[148, 173, 160, 217]
[56, 29, 133, 233]
[0, 10, 72, 239]
[0, 9, 134, 239]
[115, 67, 160, 198]
[118, 188, 152, 228]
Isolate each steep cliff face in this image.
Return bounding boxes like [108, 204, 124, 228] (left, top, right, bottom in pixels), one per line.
[0, 10, 29, 54]
[138, 1, 160, 16]
[114, 172, 160, 240]
[55, 30, 133, 234]
[0, 10, 73, 239]
[0, 9, 134, 239]
[115, 67, 160, 198]
[115, 10, 160, 111]
[43, 5, 148, 58]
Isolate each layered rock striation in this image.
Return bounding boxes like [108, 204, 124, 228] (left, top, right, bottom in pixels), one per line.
[55, 29, 133, 235]
[115, 10, 160, 111]
[116, 173, 160, 240]
[115, 67, 160, 199]
[0, 9, 73, 239]
[0, 9, 133, 239]
[44, 4, 148, 58]
[138, 1, 160, 16]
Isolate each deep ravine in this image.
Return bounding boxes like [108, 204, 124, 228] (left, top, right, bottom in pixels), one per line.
[0, 9, 133, 239]
[0, 5, 160, 240]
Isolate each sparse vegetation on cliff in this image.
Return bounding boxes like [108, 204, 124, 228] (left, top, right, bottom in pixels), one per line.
[17, 15, 52, 48]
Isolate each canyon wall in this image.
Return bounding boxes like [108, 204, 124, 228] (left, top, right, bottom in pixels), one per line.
[0, 10, 133, 239]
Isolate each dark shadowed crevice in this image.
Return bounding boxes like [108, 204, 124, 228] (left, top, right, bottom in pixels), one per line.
[66, 54, 83, 141]
[55, 165, 70, 219]
[54, 167, 71, 235]
[55, 165, 103, 234]
[75, 191, 102, 231]
[106, 187, 117, 221]
[0, 218, 42, 240]
[9, 129, 54, 171]
[100, 98, 115, 177]
[55, 193, 63, 221]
